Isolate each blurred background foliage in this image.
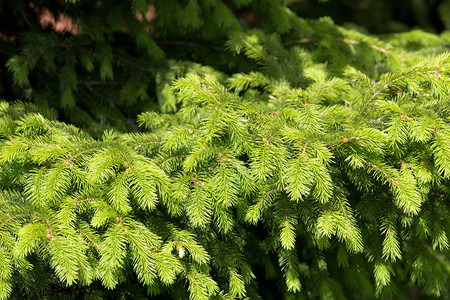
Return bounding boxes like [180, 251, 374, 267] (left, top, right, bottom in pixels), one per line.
[291, 0, 450, 34]
[0, 0, 449, 136]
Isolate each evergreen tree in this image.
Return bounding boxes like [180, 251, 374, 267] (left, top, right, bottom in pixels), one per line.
[1, 0, 450, 299]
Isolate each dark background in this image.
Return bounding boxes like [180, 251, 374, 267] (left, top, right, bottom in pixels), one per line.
[291, 0, 450, 33]
[1, 0, 449, 133]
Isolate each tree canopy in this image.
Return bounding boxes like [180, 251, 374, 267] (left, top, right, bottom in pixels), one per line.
[1, 0, 450, 299]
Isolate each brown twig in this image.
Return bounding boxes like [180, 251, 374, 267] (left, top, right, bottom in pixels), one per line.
[0, 213, 35, 230]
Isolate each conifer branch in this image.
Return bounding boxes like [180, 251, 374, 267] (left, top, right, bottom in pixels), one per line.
[0, 214, 35, 230]
[77, 228, 101, 249]
[335, 38, 390, 55]
[284, 37, 389, 55]
[1, 2, 450, 297]
[258, 189, 281, 206]
[134, 141, 163, 149]
[67, 148, 102, 161]
[358, 68, 442, 116]
[159, 155, 188, 167]
[73, 198, 102, 206]
[366, 161, 397, 186]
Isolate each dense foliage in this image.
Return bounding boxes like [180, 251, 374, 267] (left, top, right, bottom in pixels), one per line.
[1, 0, 450, 299]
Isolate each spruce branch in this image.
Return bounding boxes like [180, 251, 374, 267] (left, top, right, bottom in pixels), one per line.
[0, 214, 35, 231]
[358, 68, 445, 116]
[283, 37, 389, 54]
[160, 155, 188, 167]
[66, 147, 102, 161]
[1, 3, 450, 297]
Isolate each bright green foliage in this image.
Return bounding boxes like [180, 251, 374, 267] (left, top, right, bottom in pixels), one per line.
[1, 0, 450, 299]
[2, 46, 450, 297]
